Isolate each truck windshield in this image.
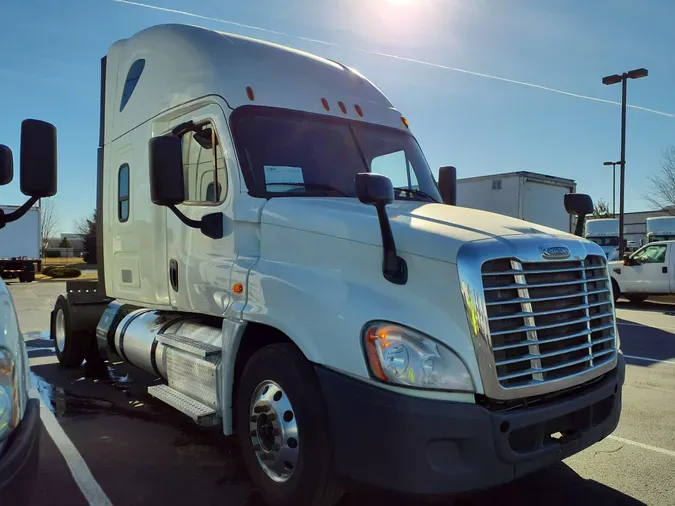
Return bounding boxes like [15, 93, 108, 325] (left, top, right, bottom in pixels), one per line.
[231, 107, 442, 202]
[649, 234, 675, 243]
[587, 236, 619, 247]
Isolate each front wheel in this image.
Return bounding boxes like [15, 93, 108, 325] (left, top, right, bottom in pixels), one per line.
[235, 343, 342, 506]
[51, 295, 87, 367]
[611, 279, 621, 303]
[627, 294, 648, 304]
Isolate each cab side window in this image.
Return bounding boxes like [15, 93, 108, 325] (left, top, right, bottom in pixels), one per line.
[180, 122, 227, 203]
[633, 244, 667, 264]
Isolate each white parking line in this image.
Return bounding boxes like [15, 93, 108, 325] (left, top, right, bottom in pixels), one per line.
[623, 354, 675, 365]
[608, 435, 675, 458]
[29, 390, 114, 506]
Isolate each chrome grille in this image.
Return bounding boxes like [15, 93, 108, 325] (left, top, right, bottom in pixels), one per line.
[481, 255, 616, 389]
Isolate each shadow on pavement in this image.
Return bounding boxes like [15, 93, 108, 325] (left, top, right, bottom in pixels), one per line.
[615, 315, 675, 365]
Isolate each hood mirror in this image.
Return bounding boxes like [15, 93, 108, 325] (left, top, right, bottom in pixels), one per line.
[565, 193, 594, 237]
[438, 166, 457, 205]
[0, 145, 13, 186]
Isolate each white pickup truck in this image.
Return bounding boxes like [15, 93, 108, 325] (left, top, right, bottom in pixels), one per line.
[609, 240, 675, 303]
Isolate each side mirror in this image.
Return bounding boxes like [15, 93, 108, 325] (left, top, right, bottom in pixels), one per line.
[355, 173, 406, 285]
[438, 166, 457, 206]
[148, 135, 223, 240]
[564, 193, 594, 217]
[565, 193, 594, 237]
[622, 254, 632, 266]
[355, 172, 394, 205]
[20, 119, 57, 198]
[149, 135, 185, 206]
[0, 145, 13, 186]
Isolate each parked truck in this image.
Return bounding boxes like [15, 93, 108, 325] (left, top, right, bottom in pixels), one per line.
[645, 216, 675, 244]
[0, 120, 58, 505]
[610, 240, 675, 303]
[585, 218, 621, 261]
[456, 171, 576, 233]
[51, 24, 624, 506]
[0, 205, 41, 282]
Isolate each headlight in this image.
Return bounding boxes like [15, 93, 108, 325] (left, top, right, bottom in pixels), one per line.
[363, 322, 474, 392]
[0, 349, 19, 443]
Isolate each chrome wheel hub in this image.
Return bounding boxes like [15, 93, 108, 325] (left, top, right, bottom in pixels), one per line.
[249, 380, 299, 483]
[55, 309, 66, 353]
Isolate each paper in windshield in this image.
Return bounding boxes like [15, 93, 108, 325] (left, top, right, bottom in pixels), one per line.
[264, 165, 304, 192]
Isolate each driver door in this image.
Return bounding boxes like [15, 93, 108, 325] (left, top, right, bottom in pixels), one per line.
[624, 244, 670, 293]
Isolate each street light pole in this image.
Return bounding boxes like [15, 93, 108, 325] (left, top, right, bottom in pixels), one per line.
[602, 68, 648, 258]
[603, 161, 620, 216]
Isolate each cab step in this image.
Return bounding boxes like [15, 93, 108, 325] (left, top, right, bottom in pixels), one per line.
[157, 333, 221, 358]
[147, 384, 220, 426]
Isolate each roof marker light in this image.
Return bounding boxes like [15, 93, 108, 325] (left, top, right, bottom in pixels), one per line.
[338, 101, 347, 114]
[401, 116, 409, 129]
[354, 104, 364, 117]
[246, 86, 255, 101]
[321, 98, 330, 111]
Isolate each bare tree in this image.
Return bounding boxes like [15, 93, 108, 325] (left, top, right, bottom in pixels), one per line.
[645, 147, 675, 214]
[592, 199, 612, 219]
[40, 199, 59, 257]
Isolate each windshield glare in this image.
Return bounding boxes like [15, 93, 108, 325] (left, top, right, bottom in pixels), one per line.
[232, 107, 441, 202]
[587, 236, 619, 247]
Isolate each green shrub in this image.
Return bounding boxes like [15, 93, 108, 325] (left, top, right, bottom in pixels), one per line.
[41, 265, 59, 276]
[48, 267, 81, 279]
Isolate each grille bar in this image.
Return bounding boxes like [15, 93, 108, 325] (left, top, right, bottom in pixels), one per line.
[485, 288, 610, 306]
[495, 336, 616, 366]
[488, 300, 611, 321]
[490, 311, 614, 336]
[492, 323, 615, 351]
[497, 349, 615, 381]
[481, 255, 616, 389]
[484, 276, 608, 291]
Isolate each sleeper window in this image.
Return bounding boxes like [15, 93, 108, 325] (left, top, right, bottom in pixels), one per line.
[180, 123, 227, 203]
[118, 164, 130, 222]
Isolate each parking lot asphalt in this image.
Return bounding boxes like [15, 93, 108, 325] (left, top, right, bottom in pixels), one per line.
[8, 281, 675, 506]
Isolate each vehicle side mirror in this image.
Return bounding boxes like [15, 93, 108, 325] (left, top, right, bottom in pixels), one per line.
[0, 145, 13, 186]
[148, 135, 223, 239]
[623, 254, 634, 266]
[20, 119, 57, 198]
[565, 193, 594, 237]
[438, 166, 457, 206]
[149, 135, 185, 206]
[355, 173, 406, 285]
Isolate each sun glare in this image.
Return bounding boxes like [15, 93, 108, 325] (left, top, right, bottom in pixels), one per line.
[386, 0, 415, 5]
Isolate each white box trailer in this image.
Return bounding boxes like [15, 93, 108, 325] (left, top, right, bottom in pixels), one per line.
[456, 171, 576, 233]
[0, 205, 41, 282]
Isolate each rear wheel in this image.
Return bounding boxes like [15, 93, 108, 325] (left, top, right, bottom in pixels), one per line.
[19, 270, 35, 283]
[51, 295, 87, 367]
[627, 294, 648, 304]
[235, 343, 342, 506]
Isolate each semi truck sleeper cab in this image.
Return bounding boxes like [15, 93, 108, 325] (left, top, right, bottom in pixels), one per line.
[51, 24, 624, 506]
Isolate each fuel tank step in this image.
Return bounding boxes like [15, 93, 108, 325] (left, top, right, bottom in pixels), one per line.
[157, 333, 221, 358]
[147, 384, 220, 426]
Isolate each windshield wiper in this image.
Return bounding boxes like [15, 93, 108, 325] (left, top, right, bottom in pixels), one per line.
[393, 187, 437, 202]
[265, 182, 348, 196]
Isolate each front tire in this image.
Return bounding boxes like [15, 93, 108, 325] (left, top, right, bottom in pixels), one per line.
[627, 294, 648, 304]
[235, 343, 342, 506]
[611, 279, 621, 303]
[51, 295, 87, 367]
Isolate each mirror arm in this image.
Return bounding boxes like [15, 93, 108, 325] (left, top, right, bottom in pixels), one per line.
[167, 204, 223, 240]
[0, 196, 40, 229]
[374, 205, 407, 285]
[574, 213, 587, 237]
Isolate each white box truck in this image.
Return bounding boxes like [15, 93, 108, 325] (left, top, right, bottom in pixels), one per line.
[585, 219, 621, 261]
[0, 205, 41, 282]
[456, 171, 576, 233]
[50, 24, 624, 506]
[645, 216, 675, 244]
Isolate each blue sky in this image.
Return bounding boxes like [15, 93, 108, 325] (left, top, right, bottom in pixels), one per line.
[1, 0, 674, 233]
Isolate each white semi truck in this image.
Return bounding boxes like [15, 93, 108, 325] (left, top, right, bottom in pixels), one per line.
[645, 216, 675, 244]
[456, 171, 576, 233]
[585, 218, 621, 261]
[51, 24, 624, 506]
[0, 205, 41, 283]
[0, 120, 58, 505]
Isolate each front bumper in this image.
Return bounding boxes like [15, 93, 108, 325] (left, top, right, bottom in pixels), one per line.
[317, 354, 624, 495]
[0, 398, 40, 506]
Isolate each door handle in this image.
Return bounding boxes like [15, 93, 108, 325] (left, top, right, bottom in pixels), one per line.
[169, 259, 179, 292]
[663, 266, 668, 274]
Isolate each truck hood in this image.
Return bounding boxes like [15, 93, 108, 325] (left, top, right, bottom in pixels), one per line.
[261, 198, 579, 264]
